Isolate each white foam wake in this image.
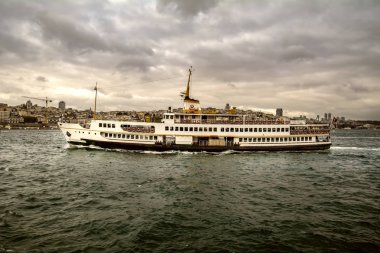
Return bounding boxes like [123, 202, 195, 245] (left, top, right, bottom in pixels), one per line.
[331, 146, 380, 151]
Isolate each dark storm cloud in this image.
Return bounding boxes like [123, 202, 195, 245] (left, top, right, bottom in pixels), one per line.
[0, 0, 379, 119]
[35, 11, 108, 52]
[157, 0, 218, 16]
[36, 76, 48, 82]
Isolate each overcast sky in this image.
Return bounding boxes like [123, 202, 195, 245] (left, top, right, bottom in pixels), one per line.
[0, 0, 379, 119]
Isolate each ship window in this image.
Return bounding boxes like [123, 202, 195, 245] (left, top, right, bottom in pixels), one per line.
[268, 128, 271, 132]
[276, 138, 279, 142]
[301, 137, 304, 141]
[145, 136, 148, 140]
[122, 134, 125, 138]
[225, 128, 229, 132]
[149, 136, 153, 140]
[244, 138, 247, 142]
[214, 128, 217, 132]
[170, 115, 173, 119]
[180, 127, 183, 131]
[253, 138, 256, 142]
[127, 135, 130, 139]
[231, 128, 234, 132]
[194, 127, 198, 131]
[108, 124, 111, 128]
[165, 126, 169, 131]
[204, 127, 207, 132]
[309, 137, 312, 141]
[277, 128, 280, 132]
[239, 138, 243, 142]
[131, 135, 134, 139]
[118, 134, 121, 138]
[154, 136, 157, 140]
[271, 138, 274, 142]
[185, 127, 188, 131]
[259, 128, 262, 132]
[284, 138, 287, 142]
[262, 138, 266, 142]
[105, 133, 108, 137]
[249, 128, 253, 132]
[112, 124, 115, 128]
[281, 128, 284, 132]
[209, 127, 212, 132]
[245, 128, 248, 132]
[99, 123, 102, 127]
[297, 137, 300, 141]
[175, 127, 178, 131]
[263, 128, 267, 132]
[254, 128, 257, 132]
[272, 128, 276, 132]
[190, 127, 193, 131]
[240, 128, 243, 132]
[248, 138, 252, 142]
[235, 128, 239, 132]
[280, 138, 283, 142]
[199, 127, 203, 132]
[221, 128, 224, 132]
[170, 127, 173, 131]
[139, 136, 143, 139]
[285, 128, 289, 132]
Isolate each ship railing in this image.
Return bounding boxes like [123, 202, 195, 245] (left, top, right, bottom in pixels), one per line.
[290, 130, 330, 135]
[176, 119, 290, 125]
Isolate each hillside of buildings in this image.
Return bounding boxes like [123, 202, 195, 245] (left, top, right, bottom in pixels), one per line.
[0, 101, 379, 130]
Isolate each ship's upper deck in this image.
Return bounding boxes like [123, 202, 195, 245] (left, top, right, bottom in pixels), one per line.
[162, 112, 328, 127]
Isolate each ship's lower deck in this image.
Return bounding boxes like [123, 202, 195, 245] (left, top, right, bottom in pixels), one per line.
[70, 138, 331, 152]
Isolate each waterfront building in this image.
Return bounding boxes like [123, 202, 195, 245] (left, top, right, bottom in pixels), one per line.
[59, 101, 66, 110]
[0, 110, 10, 123]
[26, 100, 33, 111]
[276, 108, 283, 117]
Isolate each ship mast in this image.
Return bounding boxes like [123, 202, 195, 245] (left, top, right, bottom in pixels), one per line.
[93, 82, 98, 120]
[185, 66, 192, 99]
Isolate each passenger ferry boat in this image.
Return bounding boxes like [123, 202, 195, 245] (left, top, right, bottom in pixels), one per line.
[58, 68, 331, 152]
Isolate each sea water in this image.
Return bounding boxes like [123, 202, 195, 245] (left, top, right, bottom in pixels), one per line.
[0, 129, 379, 252]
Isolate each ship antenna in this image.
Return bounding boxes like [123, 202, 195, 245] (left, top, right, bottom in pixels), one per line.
[185, 66, 192, 99]
[93, 82, 98, 120]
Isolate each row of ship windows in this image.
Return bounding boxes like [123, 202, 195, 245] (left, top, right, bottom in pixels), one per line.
[74, 131, 96, 135]
[239, 136, 313, 143]
[103, 132, 158, 141]
[165, 126, 289, 133]
[99, 123, 116, 128]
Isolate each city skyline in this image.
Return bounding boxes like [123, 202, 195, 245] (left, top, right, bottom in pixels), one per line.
[0, 0, 379, 120]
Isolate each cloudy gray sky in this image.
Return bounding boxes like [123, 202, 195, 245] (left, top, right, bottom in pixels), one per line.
[0, 0, 379, 119]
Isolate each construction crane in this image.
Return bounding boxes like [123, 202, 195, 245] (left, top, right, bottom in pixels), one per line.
[22, 96, 53, 125]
